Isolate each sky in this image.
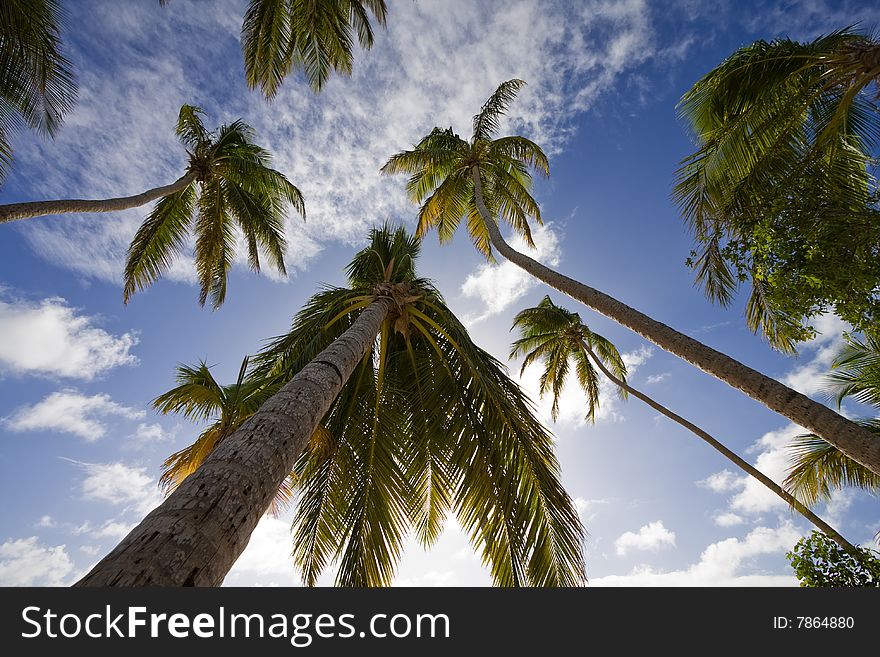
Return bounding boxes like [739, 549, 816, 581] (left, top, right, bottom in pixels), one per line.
[0, 0, 878, 587]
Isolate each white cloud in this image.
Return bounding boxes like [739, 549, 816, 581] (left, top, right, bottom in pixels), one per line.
[781, 314, 848, 397]
[698, 469, 742, 493]
[645, 372, 670, 384]
[67, 460, 162, 517]
[615, 520, 676, 556]
[36, 515, 56, 528]
[0, 296, 137, 380]
[713, 512, 745, 527]
[460, 223, 562, 323]
[4, 390, 144, 441]
[0, 536, 76, 586]
[594, 523, 802, 586]
[224, 516, 300, 587]
[127, 422, 174, 447]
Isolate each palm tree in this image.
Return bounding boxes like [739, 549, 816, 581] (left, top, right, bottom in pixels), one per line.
[512, 296, 857, 552]
[786, 335, 880, 509]
[674, 28, 880, 350]
[152, 356, 293, 516]
[240, 0, 387, 96]
[0, 104, 304, 307]
[0, 0, 77, 181]
[75, 224, 584, 587]
[381, 78, 880, 477]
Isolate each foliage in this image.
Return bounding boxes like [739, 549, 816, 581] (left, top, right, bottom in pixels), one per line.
[787, 531, 880, 587]
[786, 335, 880, 505]
[0, 0, 77, 181]
[382, 79, 548, 258]
[510, 295, 627, 422]
[240, 0, 387, 96]
[252, 224, 585, 587]
[123, 104, 304, 307]
[152, 356, 294, 516]
[675, 28, 880, 352]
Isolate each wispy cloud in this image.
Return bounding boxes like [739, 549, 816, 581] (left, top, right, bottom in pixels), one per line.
[10, 0, 665, 290]
[5, 390, 144, 441]
[65, 459, 162, 517]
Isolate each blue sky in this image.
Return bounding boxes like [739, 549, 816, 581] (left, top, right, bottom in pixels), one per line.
[1, 0, 878, 586]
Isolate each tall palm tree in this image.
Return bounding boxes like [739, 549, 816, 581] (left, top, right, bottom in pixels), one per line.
[0, 104, 304, 307]
[152, 356, 293, 516]
[674, 28, 880, 350]
[786, 335, 880, 509]
[512, 296, 857, 552]
[381, 78, 880, 477]
[75, 224, 584, 587]
[240, 0, 387, 96]
[0, 0, 77, 181]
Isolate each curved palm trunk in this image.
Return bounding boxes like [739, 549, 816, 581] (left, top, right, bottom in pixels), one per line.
[75, 297, 393, 586]
[0, 172, 197, 223]
[578, 339, 857, 553]
[470, 167, 880, 476]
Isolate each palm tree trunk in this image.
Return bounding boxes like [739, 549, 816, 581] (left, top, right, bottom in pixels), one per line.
[0, 172, 197, 223]
[75, 297, 394, 586]
[470, 166, 880, 476]
[578, 338, 857, 553]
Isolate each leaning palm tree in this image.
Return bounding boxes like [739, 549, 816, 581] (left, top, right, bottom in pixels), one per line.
[512, 296, 857, 552]
[0, 0, 77, 181]
[152, 356, 293, 516]
[75, 224, 584, 587]
[674, 28, 880, 351]
[381, 78, 880, 477]
[786, 335, 880, 509]
[0, 104, 304, 307]
[240, 0, 387, 96]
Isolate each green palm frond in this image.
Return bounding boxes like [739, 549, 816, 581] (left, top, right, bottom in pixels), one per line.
[242, 0, 387, 97]
[473, 79, 526, 141]
[0, 0, 77, 180]
[826, 335, 880, 408]
[382, 80, 547, 260]
[785, 425, 880, 507]
[123, 182, 197, 304]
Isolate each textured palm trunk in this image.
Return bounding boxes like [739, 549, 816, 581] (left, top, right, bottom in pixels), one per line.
[75, 297, 393, 586]
[470, 166, 880, 475]
[0, 172, 197, 223]
[578, 339, 856, 552]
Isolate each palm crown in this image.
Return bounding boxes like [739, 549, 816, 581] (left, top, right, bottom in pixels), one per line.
[252, 224, 585, 587]
[381, 79, 549, 258]
[0, 0, 77, 181]
[511, 295, 628, 422]
[241, 0, 387, 97]
[152, 356, 294, 516]
[674, 28, 880, 351]
[123, 104, 305, 308]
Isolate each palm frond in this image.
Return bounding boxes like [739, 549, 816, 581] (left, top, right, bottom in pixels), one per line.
[473, 79, 526, 141]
